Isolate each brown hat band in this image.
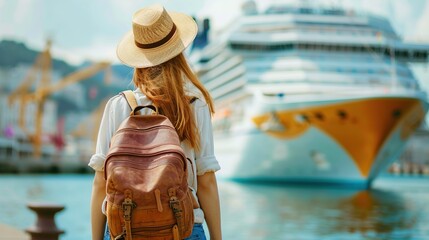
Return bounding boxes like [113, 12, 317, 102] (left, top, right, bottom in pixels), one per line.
[135, 24, 177, 49]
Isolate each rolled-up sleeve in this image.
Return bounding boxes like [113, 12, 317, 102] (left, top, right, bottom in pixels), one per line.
[195, 100, 221, 175]
[88, 98, 115, 172]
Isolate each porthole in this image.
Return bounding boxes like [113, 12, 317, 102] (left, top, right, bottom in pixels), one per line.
[392, 109, 401, 118]
[338, 110, 347, 119]
[314, 112, 324, 121]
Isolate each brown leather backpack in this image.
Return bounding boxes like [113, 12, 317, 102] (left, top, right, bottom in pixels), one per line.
[104, 91, 194, 240]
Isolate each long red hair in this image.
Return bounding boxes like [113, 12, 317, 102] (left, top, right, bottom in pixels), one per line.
[133, 53, 214, 152]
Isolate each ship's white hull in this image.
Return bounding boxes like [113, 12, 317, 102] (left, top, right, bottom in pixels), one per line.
[213, 94, 428, 187]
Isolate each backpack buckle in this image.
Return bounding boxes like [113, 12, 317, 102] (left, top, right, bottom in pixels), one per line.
[168, 188, 181, 213]
[122, 198, 136, 221]
[121, 195, 135, 240]
[169, 198, 181, 213]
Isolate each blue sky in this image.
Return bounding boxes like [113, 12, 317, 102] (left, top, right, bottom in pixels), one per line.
[0, 0, 428, 65]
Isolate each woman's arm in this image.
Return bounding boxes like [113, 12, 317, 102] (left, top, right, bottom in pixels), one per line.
[197, 172, 222, 240]
[90, 171, 107, 240]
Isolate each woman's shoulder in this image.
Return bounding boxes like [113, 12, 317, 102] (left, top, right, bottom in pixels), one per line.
[105, 93, 127, 109]
[191, 96, 208, 109]
[107, 93, 124, 103]
[103, 92, 136, 118]
[191, 97, 212, 123]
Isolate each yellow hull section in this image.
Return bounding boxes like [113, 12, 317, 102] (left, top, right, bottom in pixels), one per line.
[252, 98, 426, 177]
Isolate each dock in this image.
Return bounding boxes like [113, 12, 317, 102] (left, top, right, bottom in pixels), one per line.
[0, 223, 30, 240]
[389, 129, 429, 175]
[0, 155, 92, 174]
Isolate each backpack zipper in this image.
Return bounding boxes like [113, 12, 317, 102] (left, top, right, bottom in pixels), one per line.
[106, 149, 185, 159]
[116, 125, 175, 133]
[131, 224, 175, 233]
[104, 152, 186, 179]
[106, 157, 184, 173]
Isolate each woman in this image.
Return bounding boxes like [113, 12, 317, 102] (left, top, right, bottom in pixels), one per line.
[89, 4, 222, 240]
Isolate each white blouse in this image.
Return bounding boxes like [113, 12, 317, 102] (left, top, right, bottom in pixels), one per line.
[88, 89, 221, 223]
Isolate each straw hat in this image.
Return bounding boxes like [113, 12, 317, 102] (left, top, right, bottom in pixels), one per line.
[117, 4, 198, 68]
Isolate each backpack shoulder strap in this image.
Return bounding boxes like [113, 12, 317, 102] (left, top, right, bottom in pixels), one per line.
[121, 90, 138, 111]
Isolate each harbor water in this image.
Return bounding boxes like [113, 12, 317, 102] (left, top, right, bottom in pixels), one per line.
[0, 174, 428, 239]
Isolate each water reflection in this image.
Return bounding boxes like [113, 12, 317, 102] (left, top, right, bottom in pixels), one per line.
[336, 191, 419, 238]
[26, 183, 44, 198]
[219, 181, 423, 239]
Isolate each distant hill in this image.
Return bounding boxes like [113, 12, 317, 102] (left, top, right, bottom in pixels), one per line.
[111, 64, 134, 81]
[0, 39, 131, 114]
[0, 39, 76, 75]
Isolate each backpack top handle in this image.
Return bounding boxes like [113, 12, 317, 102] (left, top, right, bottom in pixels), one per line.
[132, 105, 158, 116]
[121, 90, 158, 116]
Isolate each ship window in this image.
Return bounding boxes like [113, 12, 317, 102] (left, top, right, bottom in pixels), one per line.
[411, 51, 424, 59]
[383, 48, 389, 55]
[338, 110, 347, 119]
[314, 112, 324, 121]
[230, 43, 296, 51]
[299, 8, 313, 14]
[392, 109, 401, 118]
[405, 51, 411, 58]
[375, 47, 382, 53]
[298, 114, 310, 123]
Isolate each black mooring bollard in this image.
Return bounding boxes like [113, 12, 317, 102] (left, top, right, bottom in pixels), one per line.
[26, 203, 65, 240]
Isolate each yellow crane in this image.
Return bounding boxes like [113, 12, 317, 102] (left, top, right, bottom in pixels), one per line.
[8, 40, 52, 132]
[25, 61, 111, 157]
[8, 40, 111, 158]
[8, 40, 52, 104]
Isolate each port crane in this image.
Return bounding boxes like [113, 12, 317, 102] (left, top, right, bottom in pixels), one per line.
[8, 40, 111, 157]
[8, 40, 53, 132]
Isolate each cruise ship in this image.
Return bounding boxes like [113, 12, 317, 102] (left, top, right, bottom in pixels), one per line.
[190, 2, 429, 187]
